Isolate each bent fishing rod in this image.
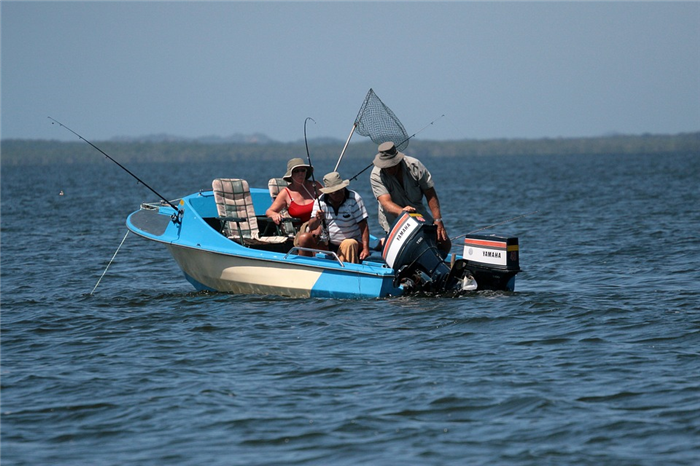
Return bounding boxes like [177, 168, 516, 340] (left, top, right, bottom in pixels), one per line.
[451, 210, 539, 241]
[347, 114, 445, 182]
[303, 117, 329, 242]
[48, 117, 181, 213]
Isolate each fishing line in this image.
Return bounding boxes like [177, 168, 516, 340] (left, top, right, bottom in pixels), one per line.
[48, 117, 180, 212]
[348, 114, 445, 182]
[90, 230, 130, 295]
[396, 114, 445, 149]
[451, 210, 538, 241]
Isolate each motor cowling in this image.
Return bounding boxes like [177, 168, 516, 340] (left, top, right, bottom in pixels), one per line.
[382, 213, 465, 293]
[462, 234, 520, 291]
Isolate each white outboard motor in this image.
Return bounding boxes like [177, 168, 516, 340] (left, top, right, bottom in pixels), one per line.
[382, 212, 520, 293]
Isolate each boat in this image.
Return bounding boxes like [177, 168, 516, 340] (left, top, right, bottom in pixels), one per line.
[126, 178, 521, 299]
[51, 93, 521, 299]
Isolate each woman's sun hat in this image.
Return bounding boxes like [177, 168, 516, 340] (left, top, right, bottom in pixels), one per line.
[283, 158, 313, 182]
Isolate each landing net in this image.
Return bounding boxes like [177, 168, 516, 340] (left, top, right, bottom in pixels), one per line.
[354, 89, 410, 151]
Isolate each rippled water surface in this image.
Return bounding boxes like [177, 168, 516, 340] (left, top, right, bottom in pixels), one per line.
[2, 151, 699, 465]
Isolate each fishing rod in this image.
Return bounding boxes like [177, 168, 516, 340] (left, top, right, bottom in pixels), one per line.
[399, 114, 445, 149]
[451, 210, 539, 241]
[348, 114, 445, 182]
[303, 117, 329, 242]
[303, 117, 320, 192]
[48, 117, 181, 213]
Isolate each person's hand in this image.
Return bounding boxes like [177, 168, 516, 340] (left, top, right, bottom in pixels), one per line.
[360, 246, 371, 261]
[308, 210, 323, 231]
[401, 205, 416, 213]
[272, 213, 283, 225]
[435, 222, 448, 242]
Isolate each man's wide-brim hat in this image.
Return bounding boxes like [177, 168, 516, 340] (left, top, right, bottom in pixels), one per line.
[320, 171, 350, 194]
[373, 141, 405, 169]
[283, 158, 313, 182]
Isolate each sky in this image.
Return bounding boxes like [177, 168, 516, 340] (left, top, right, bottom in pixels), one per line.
[2, 1, 699, 143]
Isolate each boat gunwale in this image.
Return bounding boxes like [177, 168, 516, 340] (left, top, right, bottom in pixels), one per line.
[126, 199, 397, 280]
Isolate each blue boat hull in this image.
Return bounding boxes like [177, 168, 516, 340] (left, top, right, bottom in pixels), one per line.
[126, 189, 403, 299]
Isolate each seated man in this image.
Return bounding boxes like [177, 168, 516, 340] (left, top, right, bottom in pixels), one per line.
[304, 172, 370, 264]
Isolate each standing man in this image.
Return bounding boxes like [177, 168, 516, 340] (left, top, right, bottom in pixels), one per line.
[370, 141, 451, 254]
[306, 172, 371, 264]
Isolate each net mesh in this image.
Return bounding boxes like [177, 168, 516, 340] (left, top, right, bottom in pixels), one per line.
[354, 89, 410, 151]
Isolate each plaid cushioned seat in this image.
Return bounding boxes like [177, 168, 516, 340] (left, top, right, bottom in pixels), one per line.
[267, 177, 289, 200]
[212, 178, 289, 246]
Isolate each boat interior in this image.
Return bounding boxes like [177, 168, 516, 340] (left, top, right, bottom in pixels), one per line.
[201, 178, 383, 258]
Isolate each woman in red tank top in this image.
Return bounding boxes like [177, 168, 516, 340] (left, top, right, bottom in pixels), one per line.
[266, 158, 323, 224]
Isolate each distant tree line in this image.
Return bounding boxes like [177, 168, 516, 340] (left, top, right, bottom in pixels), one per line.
[2, 132, 698, 166]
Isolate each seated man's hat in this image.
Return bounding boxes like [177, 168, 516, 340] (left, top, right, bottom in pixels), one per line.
[320, 172, 350, 194]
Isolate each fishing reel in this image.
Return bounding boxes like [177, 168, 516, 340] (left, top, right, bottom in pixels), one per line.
[169, 204, 184, 225]
[317, 229, 329, 244]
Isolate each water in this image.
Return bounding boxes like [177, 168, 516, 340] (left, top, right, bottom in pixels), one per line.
[2, 150, 699, 465]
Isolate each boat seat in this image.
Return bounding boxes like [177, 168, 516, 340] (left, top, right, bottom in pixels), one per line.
[268, 177, 289, 200]
[212, 178, 289, 247]
[267, 177, 301, 237]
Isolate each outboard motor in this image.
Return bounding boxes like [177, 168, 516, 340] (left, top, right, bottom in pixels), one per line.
[382, 213, 467, 293]
[462, 235, 520, 291]
[382, 212, 521, 294]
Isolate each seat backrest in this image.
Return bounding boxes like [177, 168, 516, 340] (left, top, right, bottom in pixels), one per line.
[212, 178, 259, 240]
[268, 177, 289, 200]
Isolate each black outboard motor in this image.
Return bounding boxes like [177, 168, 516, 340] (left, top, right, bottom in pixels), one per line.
[382, 213, 466, 293]
[382, 212, 520, 294]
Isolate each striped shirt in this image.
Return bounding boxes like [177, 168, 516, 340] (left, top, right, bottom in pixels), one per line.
[311, 189, 368, 246]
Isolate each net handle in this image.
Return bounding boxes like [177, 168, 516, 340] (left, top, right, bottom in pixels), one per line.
[332, 88, 377, 172]
[333, 123, 357, 172]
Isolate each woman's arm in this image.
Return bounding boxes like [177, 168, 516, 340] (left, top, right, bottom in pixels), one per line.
[265, 190, 289, 224]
